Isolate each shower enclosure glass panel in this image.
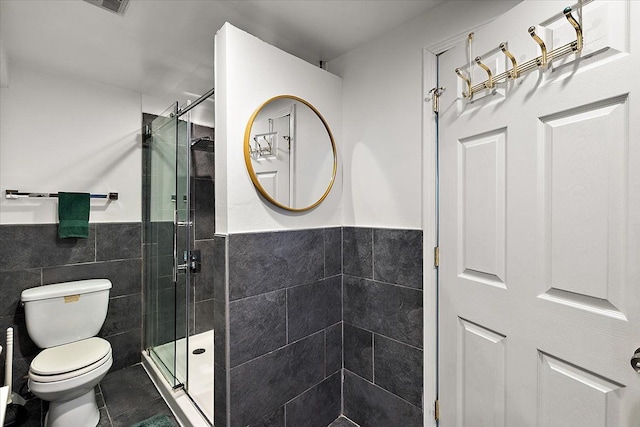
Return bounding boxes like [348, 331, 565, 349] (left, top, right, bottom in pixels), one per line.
[145, 102, 190, 389]
[143, 93, 215, 425]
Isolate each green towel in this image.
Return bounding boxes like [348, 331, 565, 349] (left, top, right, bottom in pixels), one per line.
[58, 192, 90, 238]
[130, 414, 176, 427]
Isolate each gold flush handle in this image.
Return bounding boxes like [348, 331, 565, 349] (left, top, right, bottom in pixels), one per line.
[64, 294, 80, 303]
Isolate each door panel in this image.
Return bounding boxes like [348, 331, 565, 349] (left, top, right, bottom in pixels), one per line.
[538, 351, 623, 427]
[458, 319, 506, 427]
[438, 1, 640, 425]
[458, 128, 507, 287]
[539, 95, 628, 314]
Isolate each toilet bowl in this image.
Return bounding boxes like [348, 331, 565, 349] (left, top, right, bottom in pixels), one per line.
[21, 279, 113, 427]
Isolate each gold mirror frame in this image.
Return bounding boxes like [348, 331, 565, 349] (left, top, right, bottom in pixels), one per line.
[243, 95, 337, 212]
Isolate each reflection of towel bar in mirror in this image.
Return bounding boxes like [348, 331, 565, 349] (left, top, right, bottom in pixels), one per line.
[5, 190, 118, 200]
[455, 6, 583, 100]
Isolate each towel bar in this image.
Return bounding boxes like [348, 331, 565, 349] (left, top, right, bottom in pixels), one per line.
[5, 190, 118, 200]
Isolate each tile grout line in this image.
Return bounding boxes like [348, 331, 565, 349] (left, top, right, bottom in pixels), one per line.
[371, 333, 375, 385]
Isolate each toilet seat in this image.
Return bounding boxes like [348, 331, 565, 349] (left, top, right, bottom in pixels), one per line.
[29, 338, 112, 383]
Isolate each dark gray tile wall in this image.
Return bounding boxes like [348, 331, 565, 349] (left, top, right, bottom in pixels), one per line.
[229, 289, 286, 367]
[343, 370, 422, 427]
[220, 226, 423, 426]
[213, 236, 228, 427]
[285, 371, 341, 427]
[0, 222, 143, 392]
[342, 227, 372, 279]
[373, 228, 423, 289]
[343, 322, 373, 381]
[190, 125, 215, 336]
[228, 229, 324, 300]
[226, 227, 342, 427]
[342, 227, 424, 426]
[287, 276, 341, 342]
[230, 332, 325, 427]
[325, 322, 342, 377]
[343, 275, 422, 348]
[373, 334, 423, 407]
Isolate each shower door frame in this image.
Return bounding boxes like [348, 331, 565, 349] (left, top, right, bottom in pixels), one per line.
[144, 102, 191, 392]
[143, 89, 216, 426]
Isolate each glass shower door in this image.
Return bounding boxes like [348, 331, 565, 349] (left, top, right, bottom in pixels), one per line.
[145, 102, 190, 389]
[174, 113, 190, 388]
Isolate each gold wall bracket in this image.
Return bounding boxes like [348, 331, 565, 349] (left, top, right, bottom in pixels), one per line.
[428, 87, 445, 113]
[455, 6, 584, 99]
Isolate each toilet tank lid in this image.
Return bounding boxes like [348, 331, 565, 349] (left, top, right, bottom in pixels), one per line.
[21, 279, 112, 302]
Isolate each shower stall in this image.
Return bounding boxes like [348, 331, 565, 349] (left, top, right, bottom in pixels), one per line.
[141, 90, 216, 425]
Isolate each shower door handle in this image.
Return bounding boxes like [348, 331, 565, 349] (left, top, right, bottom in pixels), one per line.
[173, 210, 178, 283]
[190, 250, 201, 274]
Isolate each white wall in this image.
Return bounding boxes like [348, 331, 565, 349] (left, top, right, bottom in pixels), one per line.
[0, 61, 142, 224]
[329, 0, 521, 229]
[215, 23, 342, 234]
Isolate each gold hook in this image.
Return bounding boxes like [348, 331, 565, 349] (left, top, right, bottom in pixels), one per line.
[528, 26, 547, 67]
[563, 6, 583, 52]
[500, 42, 518, 79]
[475, 56, 494, 88]
[455, 68, 472, 99]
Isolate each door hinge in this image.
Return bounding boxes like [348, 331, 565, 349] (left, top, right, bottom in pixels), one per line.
[434, 399, 440, 421]
[428, 87, 445, 113]
[434, 246, 440, 268]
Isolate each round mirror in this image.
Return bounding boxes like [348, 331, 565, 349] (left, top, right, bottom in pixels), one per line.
[244, 95, 337, 211]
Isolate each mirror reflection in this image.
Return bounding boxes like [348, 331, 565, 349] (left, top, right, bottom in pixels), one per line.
[244, 95, 336, 211]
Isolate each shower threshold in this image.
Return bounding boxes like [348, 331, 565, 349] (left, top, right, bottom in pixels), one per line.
[142, 330, 214, 427]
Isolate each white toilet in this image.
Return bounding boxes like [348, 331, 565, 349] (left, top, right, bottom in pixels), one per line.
[21, 279, 113, 427]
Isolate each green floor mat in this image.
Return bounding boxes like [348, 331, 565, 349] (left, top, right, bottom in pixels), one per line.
[130, 414, 176, 427]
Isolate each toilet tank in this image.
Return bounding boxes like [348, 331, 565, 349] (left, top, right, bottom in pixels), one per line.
[21, 279, 112, 348]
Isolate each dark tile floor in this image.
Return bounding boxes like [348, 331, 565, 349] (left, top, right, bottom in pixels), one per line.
[10, 364, 359, 427]
[10, 364, 178, 427]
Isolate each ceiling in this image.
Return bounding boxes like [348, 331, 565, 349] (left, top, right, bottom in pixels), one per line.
[0, 0, 444, 109]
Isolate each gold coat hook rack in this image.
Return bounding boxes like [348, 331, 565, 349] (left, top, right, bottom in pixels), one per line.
[456, 6, 583, 100]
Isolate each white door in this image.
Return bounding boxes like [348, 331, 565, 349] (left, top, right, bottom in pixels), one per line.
[438, 1, 640, 425]
[251, 111, 292, 205]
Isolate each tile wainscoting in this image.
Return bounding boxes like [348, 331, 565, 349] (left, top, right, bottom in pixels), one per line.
[215, 226, 424, 427]
[0, 223, 423, 427]
[0, 222, 143, 391]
